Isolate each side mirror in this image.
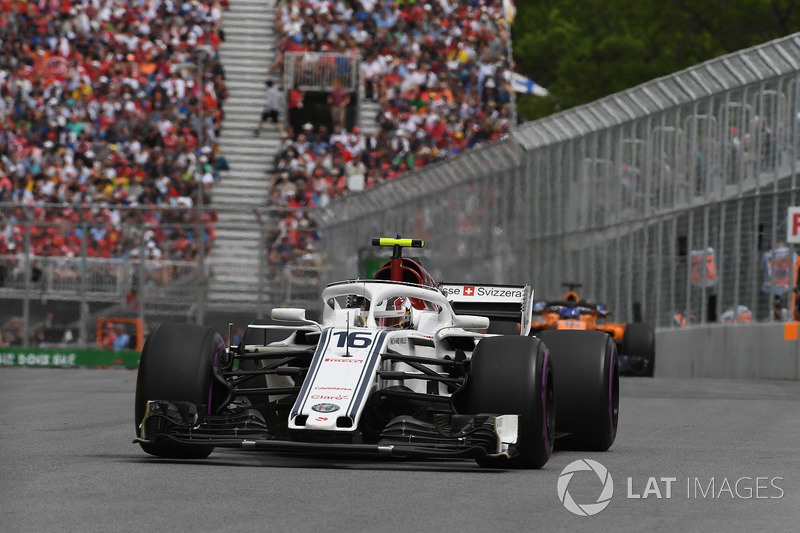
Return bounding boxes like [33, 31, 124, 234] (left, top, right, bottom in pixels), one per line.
[271, 308, 307, 322]
[452, 314, 491, 331]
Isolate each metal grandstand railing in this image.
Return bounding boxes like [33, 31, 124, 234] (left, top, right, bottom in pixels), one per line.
[283, 51, 362, 92]
[0, 204, 320, 348]
[315, 32, 800, 327]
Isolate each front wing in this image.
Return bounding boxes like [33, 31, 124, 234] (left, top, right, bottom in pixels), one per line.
[134, 399, 520, 461]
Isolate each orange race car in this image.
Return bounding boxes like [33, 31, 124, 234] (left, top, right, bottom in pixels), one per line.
[530, 283, 656, 377]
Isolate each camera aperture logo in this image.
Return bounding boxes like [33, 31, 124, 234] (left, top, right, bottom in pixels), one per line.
[557, 459, 614, 516]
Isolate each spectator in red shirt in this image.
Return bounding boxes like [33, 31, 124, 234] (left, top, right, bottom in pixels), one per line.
[287, 86, 305, 136]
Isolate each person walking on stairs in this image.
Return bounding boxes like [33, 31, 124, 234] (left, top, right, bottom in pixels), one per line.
[254, 80, 287, 137]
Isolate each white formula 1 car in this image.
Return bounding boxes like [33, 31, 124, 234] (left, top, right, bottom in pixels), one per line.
[135, 238, 619, 468]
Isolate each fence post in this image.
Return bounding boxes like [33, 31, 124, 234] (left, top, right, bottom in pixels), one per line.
[79, 215, 89, 348]
[138, 227, 147, 329]
[257, 214, 266, 319]
[136, 237, 145, 337]
[196, 211, 206, 325]
[22, 218, 31, 348]
[286, 266, 293, 304]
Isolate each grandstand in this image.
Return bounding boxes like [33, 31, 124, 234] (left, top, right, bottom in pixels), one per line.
[0, 0, 522, 345]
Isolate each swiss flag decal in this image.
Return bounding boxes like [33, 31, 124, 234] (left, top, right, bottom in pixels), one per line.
[463, 286, 475, 296]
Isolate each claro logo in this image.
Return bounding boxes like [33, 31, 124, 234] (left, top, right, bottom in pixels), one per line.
[557, 459, 614, 516]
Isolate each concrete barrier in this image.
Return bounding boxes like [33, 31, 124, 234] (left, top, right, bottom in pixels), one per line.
[655, 323, 800, 380]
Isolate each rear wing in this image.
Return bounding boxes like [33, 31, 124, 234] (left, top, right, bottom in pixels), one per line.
[439, 283, 534, 336]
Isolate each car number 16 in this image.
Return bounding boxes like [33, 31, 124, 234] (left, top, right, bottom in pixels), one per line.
[332, 331, 374, 348]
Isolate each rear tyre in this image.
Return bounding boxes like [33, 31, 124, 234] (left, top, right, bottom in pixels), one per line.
[463, 336, 554, 469]
[623, 322, 656, 377]
[537, 330, 618, 451]
[135, 323, 226, 459]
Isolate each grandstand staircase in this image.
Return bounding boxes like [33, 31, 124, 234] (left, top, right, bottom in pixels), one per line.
[209, 0, 281, 308]
[359, 99, 381, 136]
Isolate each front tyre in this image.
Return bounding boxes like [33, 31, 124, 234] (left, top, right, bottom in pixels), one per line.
[462, 336, 554, 469]
[135, 323, 226, 459]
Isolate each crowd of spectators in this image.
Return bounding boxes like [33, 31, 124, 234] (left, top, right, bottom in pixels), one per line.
[0, 0, 229, 274]
[0, 311, 55, 347]
[266, 0, 519, 271]
[0, 0, 520, 298]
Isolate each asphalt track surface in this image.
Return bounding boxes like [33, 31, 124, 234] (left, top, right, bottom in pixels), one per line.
[1, 368, 798, 533]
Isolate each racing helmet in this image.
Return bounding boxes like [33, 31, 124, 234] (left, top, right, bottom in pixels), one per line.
[354, 297, 370, 327]
[559, 306, 580, 320]
[374, 296, 413, 329]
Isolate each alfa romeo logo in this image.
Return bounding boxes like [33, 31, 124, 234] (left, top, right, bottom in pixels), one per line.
[557, 459, 614, 516]
[311, 403, 340, 413]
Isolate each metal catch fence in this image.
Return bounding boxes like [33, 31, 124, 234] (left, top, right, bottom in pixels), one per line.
[315, 33, 800, 329]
